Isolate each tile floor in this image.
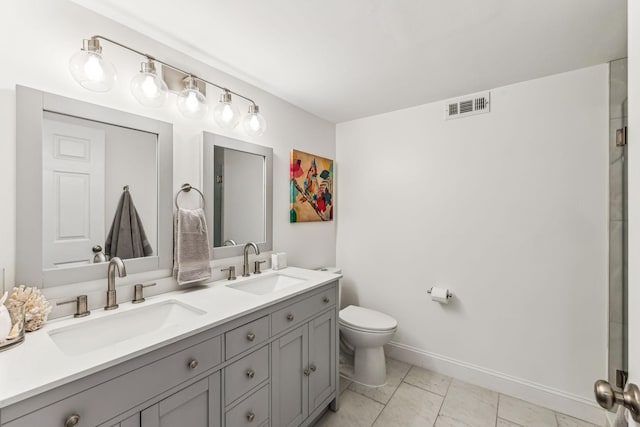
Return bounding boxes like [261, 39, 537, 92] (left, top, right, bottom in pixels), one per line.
[314, 359, 603, 427]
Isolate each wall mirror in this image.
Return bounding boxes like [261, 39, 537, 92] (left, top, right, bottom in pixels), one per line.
[202, 132, 273, 259]
[16, 86, 173, 287]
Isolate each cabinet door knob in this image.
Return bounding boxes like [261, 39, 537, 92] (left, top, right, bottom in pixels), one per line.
[246, 412, 256, 422]
[64, 414, 81, 427]
[304, 368, 311, 376]
[287, 313, 294, 321]
[246, 369, 255, 378]
[246, 332, 256, 341]
[310, 364, 317, 372]
[323, 296, 330, 303]
[188, 359, 199, 370]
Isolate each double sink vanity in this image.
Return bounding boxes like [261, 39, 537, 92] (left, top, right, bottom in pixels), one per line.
[0, 267, 341, 427]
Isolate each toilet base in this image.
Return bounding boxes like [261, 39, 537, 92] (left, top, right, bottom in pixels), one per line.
[353, 346, 387, 387]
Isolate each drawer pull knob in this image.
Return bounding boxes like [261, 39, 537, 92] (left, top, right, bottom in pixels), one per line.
[323, 296, 330, 303]
[65, 414, 81, 427]
[310, 364, 317, 372]
[247, 412, 256, 422]
[287, 313, 294, 321]
[188, 359, 199, 370]
[246, 332, 256, 341]
[304, 368, 311, 376]
[246, 369, 255, 378]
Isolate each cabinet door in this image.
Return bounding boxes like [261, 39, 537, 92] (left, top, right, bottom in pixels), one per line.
[308, 310, 336, 413]
[140, 372, 220, 427]
[271, 325, 308, 427]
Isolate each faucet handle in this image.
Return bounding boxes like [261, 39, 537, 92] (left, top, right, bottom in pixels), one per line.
[57, 295, 90, 318]
[132, 283, 156, 304]
[221, 266, 236, 280]
[254, 260, 266, 274]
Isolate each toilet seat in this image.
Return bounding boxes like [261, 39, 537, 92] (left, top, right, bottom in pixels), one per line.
[339, 305, 397, 333]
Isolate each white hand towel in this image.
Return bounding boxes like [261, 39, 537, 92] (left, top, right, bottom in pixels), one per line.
[173, 208, 212, 285]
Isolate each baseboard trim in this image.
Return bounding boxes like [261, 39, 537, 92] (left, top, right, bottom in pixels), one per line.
[385, 341, 606, 426]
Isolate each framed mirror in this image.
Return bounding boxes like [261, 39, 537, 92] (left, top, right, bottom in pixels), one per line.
[202, 132, 273, 259]
[16, 86, 173, 287]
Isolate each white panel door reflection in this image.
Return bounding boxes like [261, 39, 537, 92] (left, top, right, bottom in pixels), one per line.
[42, 119, 105, 268]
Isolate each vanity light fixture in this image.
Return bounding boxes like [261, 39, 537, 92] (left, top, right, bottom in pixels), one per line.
[243, 104, 267, 137]
[176, 76, 207, 119]
[130, 58, 168, 107]
[213, 90, 241, 129]
[69, 36, 267, 135]
[68, 38, 117, 92]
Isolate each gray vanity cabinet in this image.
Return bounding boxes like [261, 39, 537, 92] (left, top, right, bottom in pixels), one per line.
[271, 306, 337, 427]
[140, 372, 221, 427]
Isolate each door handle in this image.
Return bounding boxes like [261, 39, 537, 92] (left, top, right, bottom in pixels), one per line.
[594, 380, 640, 421]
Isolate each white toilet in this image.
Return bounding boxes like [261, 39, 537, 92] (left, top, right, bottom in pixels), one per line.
[339, 305, 398, 386]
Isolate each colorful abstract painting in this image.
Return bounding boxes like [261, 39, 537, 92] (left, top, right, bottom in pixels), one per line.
[290, 149, 333, 222]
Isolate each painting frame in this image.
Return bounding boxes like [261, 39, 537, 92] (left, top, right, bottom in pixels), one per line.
[290, 149, 334, 223]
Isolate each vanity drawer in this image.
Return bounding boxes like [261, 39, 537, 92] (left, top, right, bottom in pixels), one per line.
[225, 316, 269, 359]
[225, 384, 269, 427]
[3, 335, 222, 427]
[225, 345, 269, 405]
[271, 286, 336, 336]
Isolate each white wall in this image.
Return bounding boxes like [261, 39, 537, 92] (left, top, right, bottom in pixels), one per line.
[336, 65, 609, 421]
[0, 0, 335, 304]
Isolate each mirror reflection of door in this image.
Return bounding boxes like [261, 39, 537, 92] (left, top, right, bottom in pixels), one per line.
[42, 118, 105, 268]
[41, 112, 158, 270]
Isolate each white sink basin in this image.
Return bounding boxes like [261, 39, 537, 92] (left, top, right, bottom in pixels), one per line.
[227, 273, 306, 295]
[48, 300, 206, 356]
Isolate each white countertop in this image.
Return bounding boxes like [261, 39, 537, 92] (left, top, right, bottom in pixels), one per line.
[0, 267, 341, 408]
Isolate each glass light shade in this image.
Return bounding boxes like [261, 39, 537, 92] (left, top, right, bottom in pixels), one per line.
[68, 50, 117, 92]
[130, 71, 168, 107]
[213, 93, 241, 129]
[177, 85, 207, 119]
[243, 105, 267, 136]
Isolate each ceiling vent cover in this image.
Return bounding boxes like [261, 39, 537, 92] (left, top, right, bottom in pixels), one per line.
[445, 92, 490, 120]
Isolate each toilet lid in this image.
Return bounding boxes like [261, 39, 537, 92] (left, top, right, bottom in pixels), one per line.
[339, 305, 397, 332]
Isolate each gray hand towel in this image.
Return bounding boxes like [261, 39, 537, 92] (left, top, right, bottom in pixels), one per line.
[173, 208, 212, 285]
[105, 190, 153, 259]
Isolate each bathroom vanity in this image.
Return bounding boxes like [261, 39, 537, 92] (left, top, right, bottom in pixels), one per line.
[0, 268, 339, 427]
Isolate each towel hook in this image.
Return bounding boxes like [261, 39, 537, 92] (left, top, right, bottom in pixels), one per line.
[175, 183, 205, 209]
[123, 185, 129, 192]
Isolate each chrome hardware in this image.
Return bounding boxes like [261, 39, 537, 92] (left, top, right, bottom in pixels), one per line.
[304, 368, 311, 376]
[188, 359, 199, 370]
[175, 183, 205, 210]
[618, 370, 629, 389]
[57, 295, 90, 318]
[616, 127, 628, 147]
[322, 296, 330, 303]
[92, 245, 107, 263]
[246, 369, 255, 378]
[246, 412, 255, 422]
[254, 260, 266, 274]
[223, 239, 236, 246]
[105, 257, 127, 310]
[132, 283, 156, 304]
[287, 314, 294, 321]
[221, 266, 236, 280]
[246, 332, 256, 342]
[64, 414, 80, 427]
[310, 364, 317, 372]
[594, 380, 640, 421]
[243, 242, 260, 277]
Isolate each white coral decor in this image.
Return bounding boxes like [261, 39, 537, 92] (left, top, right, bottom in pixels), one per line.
[7, 285, 52, 332]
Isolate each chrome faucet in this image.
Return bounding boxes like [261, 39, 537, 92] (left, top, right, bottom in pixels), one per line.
[105, 257, 127, 310]
[242, 242, 260, 277]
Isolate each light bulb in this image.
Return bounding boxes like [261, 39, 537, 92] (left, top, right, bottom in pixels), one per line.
[68, 39, 117, 92]
[213, 92, 241, 129]
[130, 60, 168, 107]
[176, 77, 207, 119]
[242, 105, 267, 136]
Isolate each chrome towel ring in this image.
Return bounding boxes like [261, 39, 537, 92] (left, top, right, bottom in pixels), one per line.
[175, 183, 205, 209]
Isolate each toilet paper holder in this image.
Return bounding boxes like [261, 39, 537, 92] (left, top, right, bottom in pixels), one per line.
[427, 288, 453, 299]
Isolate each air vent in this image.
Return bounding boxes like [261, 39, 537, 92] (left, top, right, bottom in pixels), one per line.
[445, 91, 490, 120]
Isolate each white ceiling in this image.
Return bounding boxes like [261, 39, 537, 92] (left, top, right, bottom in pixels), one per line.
[71, 0, 627, 123]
